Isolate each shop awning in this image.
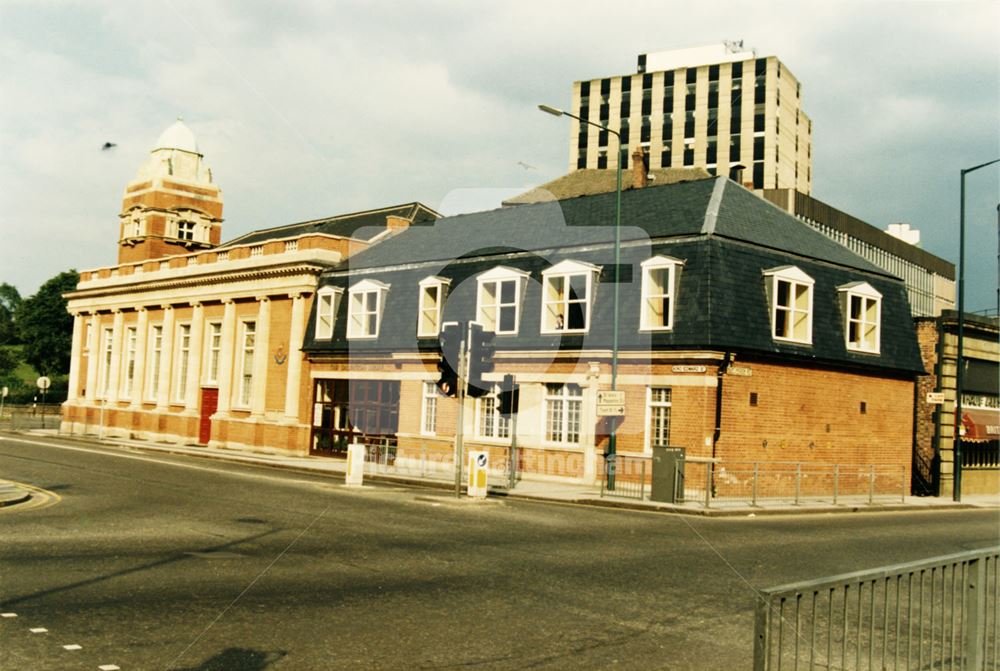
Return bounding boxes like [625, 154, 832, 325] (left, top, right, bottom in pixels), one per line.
[960, 408, 1000, 443]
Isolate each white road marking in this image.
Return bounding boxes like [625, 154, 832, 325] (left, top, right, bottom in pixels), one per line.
[29, 627, 47, 633]
[99, 665, 121, 670]
[1, 612, 16, 617]
[0, 436, 326, 486]
[63, 644, 82, 650]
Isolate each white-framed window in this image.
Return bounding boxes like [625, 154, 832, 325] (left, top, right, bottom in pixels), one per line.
[174, 323, 191, 402]
[764, 266, 814, 344]
[839, 282, 882, 353]
[541, 260, 600, 333]
[205, 322, 222, 384]
[640, 255, 684, 331]
[315, 287, 343, 340]
[177, 220, 196, 241]
[237, 321, 256, 407]
[544, 383, 583, 445]
[646, 387, 672, 452]
[417, 276, 450, 338]
[476, 384, 511, 442]
[347, 279, 389, 339]
[420, 381, 440, 435]
[98, 327, 113, 398]
[121, 326, 137, 398]
[123, 212, 143, 238]
[476, 266, 528, 335]
[146, 325, 163, 401]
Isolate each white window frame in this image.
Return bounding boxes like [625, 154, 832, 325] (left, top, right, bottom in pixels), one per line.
[145, 325, 163, 401]
[764, 266, 814, 345]
[120, 326, 137, 399]
[543, 383, 584, 446]
[839, 282, 882, 354]
[176, 220, 196, 241]
[174, 323, 191, 403]
[475, 383, 511, 443]
[420, 381, 440, 436]
[315, 287, 343, 340]
[540, 260, 600, 334]
[644, 387, 673, 454]
[475, 266, 529, 335]
[204, 322, 222, 384]
[417, 276, 450, 338]
[347, 279, 390, 339]
[639, 255, 684, 331]
[236, 320, 256, 408]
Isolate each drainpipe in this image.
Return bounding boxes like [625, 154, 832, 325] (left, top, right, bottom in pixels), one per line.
[712, 351, 733, 461]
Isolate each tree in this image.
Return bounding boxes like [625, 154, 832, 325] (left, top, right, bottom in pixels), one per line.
[0, 282, 21, 345]
[16, 270, 79, 376]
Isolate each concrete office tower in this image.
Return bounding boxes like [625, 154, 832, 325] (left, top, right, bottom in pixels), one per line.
[568, 42, 812, 193]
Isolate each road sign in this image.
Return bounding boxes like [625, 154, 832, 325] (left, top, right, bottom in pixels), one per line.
[926, 392, 945, 405]
[672, 365, 706, 373]
[728, 366, 752, 377]
[1, 386, 7, 398]
[467, 451, 489, 498]
[597, 390, 625, 405]
[36, 376, 51, 390]
[597, 404, 625, 416]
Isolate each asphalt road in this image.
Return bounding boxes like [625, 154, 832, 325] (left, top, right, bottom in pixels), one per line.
[1, 434, 997, 671]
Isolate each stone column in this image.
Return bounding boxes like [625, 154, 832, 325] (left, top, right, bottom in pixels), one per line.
[251, 296, 271, 417]
[184, 302, 205, 414]
[106, 310, 124, 404]
[283, 293, 307, 423]
[156, 305, 175, 410]
[214, 299, 237, 417]
[84, 313, 101, 402]
[130, 308, 149, 409]
[66, 313, 84, 402]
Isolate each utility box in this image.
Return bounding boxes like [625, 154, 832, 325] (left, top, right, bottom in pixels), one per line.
[650, 447, 685, 503]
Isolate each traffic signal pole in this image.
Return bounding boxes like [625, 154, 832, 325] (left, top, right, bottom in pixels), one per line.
[453, 332, 468, 498]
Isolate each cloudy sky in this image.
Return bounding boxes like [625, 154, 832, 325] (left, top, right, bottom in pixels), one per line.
[1, 1, 998, 310]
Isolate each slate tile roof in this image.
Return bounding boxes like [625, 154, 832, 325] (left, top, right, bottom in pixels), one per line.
[305, 177, 923, 374]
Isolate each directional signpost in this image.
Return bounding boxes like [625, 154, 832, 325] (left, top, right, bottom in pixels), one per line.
[37, 376, 51, 429]
[597, 390, 625, 417]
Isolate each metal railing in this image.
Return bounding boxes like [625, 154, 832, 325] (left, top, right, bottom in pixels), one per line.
[753, 547, 1000, 671]
[599, 456, 908, 507]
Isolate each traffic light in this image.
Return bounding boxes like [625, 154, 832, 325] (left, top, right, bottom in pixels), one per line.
[436, 322, 462, 397]
[466, 322, 495, 398]
[498, 373, 519, 418]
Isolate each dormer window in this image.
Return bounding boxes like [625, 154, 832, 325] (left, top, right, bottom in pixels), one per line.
[541, 260, 600, 333]
[640, 255, 684, 331]
[417, 276, 450, 338]
[315, 287, 343, 340]
[764, 266, 814, 345]
[347, 279, 389, 339]
[476, 267, 529, 335]
[839, 282, 882, 353]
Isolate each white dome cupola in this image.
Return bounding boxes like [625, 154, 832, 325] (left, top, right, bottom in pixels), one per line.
[154, 118, 200, 154]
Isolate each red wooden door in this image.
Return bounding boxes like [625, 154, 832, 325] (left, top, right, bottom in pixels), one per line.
[199, 387, 218, 445]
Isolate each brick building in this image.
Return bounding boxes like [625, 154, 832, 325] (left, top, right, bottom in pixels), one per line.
[60, 120, 438, 450]
[302, 175, 924, 489]
[914, 312, 999, 496]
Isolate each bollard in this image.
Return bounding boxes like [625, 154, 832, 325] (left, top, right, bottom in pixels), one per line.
[467, 451, 488, 499]
[345, 442, 365, 487]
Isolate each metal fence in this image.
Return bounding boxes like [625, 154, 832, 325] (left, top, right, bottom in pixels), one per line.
[753, 547, 1000, 671]
[361, 440, 513, 488]
[0, 405, 63, 431]
[600, 455, 908, 507]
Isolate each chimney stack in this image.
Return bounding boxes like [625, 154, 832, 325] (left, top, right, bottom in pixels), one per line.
[631, 146, 649, 189]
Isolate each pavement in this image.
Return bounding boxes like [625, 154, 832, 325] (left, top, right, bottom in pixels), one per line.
[5, 428, 1000, 516]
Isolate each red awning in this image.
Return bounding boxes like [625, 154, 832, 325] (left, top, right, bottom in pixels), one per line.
[961, 408, 1000, 443]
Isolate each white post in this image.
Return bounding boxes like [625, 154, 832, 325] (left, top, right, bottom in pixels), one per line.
[84, 313, 101, 402]
[283, 293, 307, 423]
[214, 299, 237, 417]
[184, 302, 205, 414]
[156, 305, 175, 410]
[66, 313, 84, 402]
[106, 310, 124, 405]
[129, 308, 149, 409]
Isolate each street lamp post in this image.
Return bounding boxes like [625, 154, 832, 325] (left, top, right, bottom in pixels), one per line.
[955, 157, 1000, 502]
[539, 104, 624, 489]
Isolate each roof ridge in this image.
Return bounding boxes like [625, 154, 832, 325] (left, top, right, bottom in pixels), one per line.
[701, 176, 727, 235]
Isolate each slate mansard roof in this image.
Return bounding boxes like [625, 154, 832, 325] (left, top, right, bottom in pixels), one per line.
[303, 176, 924, 374]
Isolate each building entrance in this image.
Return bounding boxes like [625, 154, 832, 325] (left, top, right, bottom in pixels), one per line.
[310, 379, 400, 457]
